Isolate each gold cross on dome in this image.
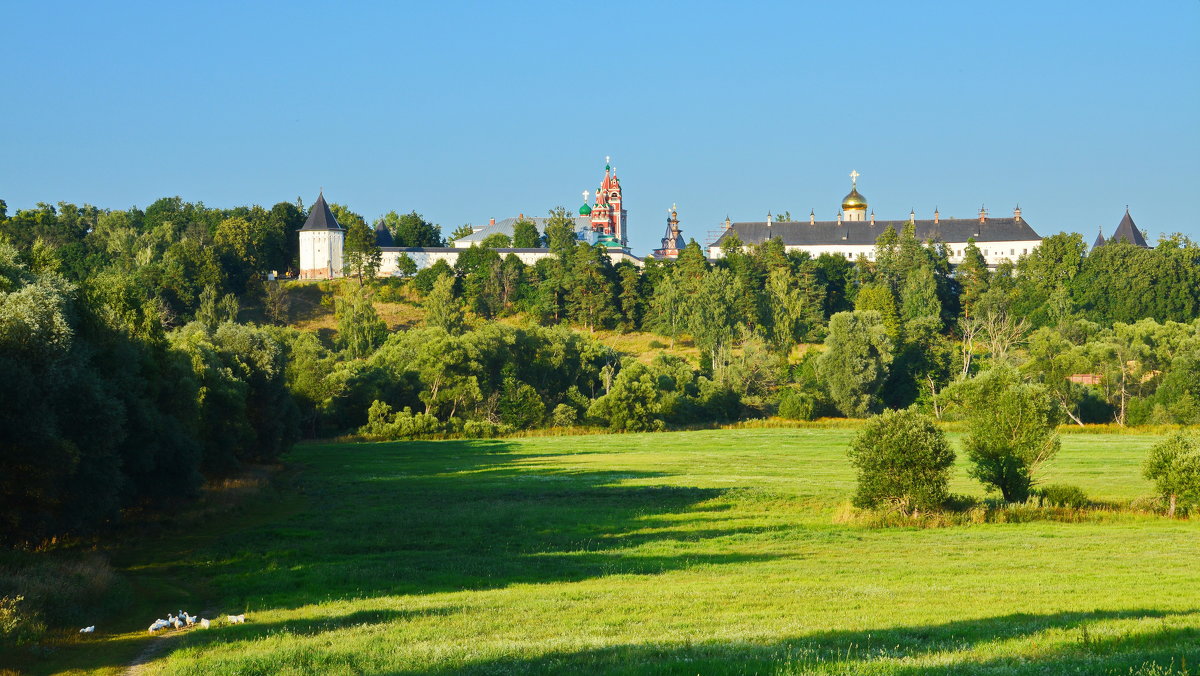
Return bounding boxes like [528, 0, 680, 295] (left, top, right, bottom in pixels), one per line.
[849, 170, 859, 186]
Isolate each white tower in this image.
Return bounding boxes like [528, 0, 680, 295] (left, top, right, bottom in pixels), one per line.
[298, 192, 345, 279]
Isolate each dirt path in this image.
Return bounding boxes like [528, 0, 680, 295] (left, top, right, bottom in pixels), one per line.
[123, 610, 217, 675]
[123, 632, 179, 676]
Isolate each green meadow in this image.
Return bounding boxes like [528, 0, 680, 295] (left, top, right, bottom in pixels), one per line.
[35, 429, 1200, 674]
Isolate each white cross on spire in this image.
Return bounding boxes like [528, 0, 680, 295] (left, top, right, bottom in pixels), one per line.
[849, 170, 859, 186]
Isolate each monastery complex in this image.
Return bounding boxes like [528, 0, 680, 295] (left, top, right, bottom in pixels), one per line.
[299, 161, 1150, 280]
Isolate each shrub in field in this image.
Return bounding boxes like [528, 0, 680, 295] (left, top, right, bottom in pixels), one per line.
[777, 389, 818, 421]
[961, 366, 1061, 502]
[587, 362, 664, 431]
[462, 420, 513, 439]
[1037, 483, 1090, 508]
[551, 403, 578, 427]
[1143, 431, 1200, 517]
[846, 408, 955, 514]
[359, 401, 444, 439]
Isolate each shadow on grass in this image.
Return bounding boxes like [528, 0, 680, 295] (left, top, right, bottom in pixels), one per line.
[172, 605, 461, 649]
[381, 607, 1199, 675]
[160, 438, 771, 611]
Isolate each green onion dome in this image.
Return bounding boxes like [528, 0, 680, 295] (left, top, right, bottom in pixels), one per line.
[579, 203, 593, 216]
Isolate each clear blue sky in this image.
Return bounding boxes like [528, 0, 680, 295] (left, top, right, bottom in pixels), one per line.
[3, 1, 1198, 255]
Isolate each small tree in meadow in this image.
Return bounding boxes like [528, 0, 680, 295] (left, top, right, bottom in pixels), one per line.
[1143, 432, 1200, 517]
[847, 408, 955, 514]
[961, 366, 1060, 502]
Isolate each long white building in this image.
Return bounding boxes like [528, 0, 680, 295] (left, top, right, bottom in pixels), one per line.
[708, 172, 1042, 267]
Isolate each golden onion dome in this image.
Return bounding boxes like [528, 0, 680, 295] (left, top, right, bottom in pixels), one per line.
[842, 187, 868, 211]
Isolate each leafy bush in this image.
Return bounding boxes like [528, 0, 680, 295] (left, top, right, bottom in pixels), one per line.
[373, 277, 409, 303]
[587, 362, 664, 432]
[846, 408, 955, 514]
[648, 339, 667, 349]
[961, 366, 1060, 502]
[1037, 483, 1090, 508]
[0, 595, 43, 644]
[411, 259, 454, 295]
[777, 389, 817, 421]
[551, 403, 578, 427]
[462, 420, 513, 438]
[358, 401, 444, 439]
[1143, 431, 1200, 517]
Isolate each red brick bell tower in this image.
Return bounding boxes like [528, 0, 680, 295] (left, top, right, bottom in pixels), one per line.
[588, 157, 627, 248]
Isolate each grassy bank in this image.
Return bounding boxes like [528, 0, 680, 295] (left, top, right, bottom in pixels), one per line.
[8, 428, 1199, 674]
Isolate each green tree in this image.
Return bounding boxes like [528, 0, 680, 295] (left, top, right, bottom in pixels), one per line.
[480, 233, 512, 248]
[766, 267, 806, 352]
[268, 201, 306, 273]
[900, 265, 942, 335]
[262, 279, 290, 325]
[335, 288, 387, 359]
[855, 283, 901, 344]
[646, 272, 684, 347]
[380, 210, 443, 247]
[544, 206, 578, 256]
[816, 311, 894, 417]
[498, 376, 546, 428]
[615, 264, 643, 332]
[961, 366, 1061, 502]
[847, 408, 955, 514]
[1143, 432, 1200, 517]
[512, 219, 541, 248]
[336, 205, 381, 285]
[567, 243, 617, 332]
[396, 253, 418, 278]
[424, 273, 464, 334]
[586, 361, 662, 431]
[957, 238, 990, 318]
[214, 213, 282, 291]
[449, 224, 476, 244]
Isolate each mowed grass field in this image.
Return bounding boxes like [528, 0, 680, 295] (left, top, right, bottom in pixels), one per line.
[46, 429, 1200, 675]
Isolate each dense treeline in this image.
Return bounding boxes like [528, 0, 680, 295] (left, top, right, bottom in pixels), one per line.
[2, 195, 1199, 543]
[401, 218, 1200, 429]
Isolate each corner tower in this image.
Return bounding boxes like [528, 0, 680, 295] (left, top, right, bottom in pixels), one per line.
[298, 191, 346, 279]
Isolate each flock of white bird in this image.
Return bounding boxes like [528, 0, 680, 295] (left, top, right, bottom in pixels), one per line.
[77, 610, 248, 635]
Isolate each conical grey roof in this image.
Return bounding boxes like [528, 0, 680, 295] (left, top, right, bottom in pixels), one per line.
[1092, 229, 1106, 249]
[374, 219, 395, 247]
[300, 193, 343, 231]
[1109, 209, 1148, 247]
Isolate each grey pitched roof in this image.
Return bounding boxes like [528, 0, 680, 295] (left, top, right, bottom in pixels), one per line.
[1092, 229, 1106, 249]
[1109, 210, 1148, 247]
[712, 217, 1041, 248]
[453, 216, 593, 244]
[300, 193, 343, 231]
[374, 220, 395, 247]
